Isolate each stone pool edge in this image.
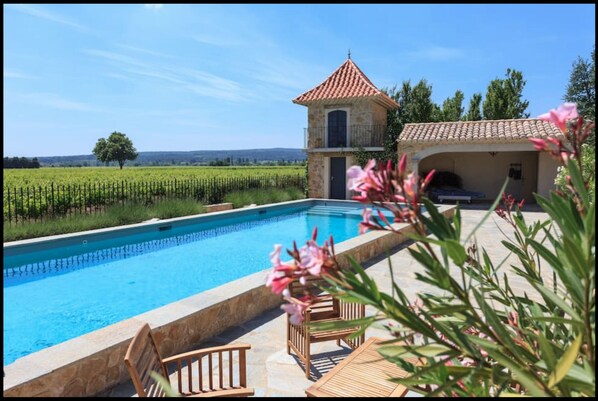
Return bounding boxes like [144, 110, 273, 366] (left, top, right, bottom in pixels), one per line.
[3, 201, 455, 397]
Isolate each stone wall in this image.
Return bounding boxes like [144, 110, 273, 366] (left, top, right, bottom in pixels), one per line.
[307, 98, 375, 129]
[307, 152, 358, 199]
[371, 101, 388, 127]
[205, 203, 234, 213]
[307, 153, 325, 198]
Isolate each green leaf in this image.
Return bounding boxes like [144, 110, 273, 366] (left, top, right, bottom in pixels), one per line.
[529, 239, 562, 271]
[471, 289, 521, 354]
[444, 239, 468, 266]
[483, 348, 549, 397]
[502, 240, 529, 261]
[565, 158, 589, 207]
[528, 316, 584, 328]
[531, 283, 582, 322]
[535, 360, 595, 385]
[149, 371, 181, 397]
[561, 236, 589, 279]
[422, 197, 453, 238]
[547, 333, 583, 388]
[378, 343, 453, 359]
[309, 316, 376, 331]
[534, 333, 557, 372]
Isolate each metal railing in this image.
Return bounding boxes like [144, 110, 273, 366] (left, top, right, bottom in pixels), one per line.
[303, 125, 386, 149]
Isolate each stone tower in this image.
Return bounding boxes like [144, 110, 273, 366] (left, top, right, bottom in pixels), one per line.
[293, 57, 399, 199]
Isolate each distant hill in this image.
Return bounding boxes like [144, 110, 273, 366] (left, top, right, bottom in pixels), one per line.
[35, 148, 307, 167]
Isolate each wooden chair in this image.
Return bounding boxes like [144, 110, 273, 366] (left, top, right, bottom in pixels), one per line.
[124, 323, 254, 397]
[286, 278, 365, 379]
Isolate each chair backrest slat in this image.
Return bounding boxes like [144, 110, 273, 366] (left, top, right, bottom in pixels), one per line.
[229, 350, 234, 388]
[124, 323, 170, 397]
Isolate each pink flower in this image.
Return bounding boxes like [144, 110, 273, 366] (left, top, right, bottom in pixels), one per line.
[398, 154, 407, 176]
[538, 102, 578, 132]
[517, 199, 525, 209]
[529, 138, 548, 152]
[347, 159, 385, 197]
[267, 275, 294, 294]
[422, 169, 436, 190]
[347, 159, 376, 191]
[507, 311, 519, 328]
[281, 299, 309, 325]
[402, 173, 419, 200]
[270, 244, 283, 265]
[358, 208, 372, 234]
[299, 241, 325, 276]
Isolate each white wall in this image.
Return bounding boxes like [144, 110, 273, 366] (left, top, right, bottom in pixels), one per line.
[537, 152, 560, 198]
[419, 151, 540, 202]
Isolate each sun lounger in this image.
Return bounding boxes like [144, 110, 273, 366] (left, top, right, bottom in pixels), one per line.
[429, 187, 485, 203]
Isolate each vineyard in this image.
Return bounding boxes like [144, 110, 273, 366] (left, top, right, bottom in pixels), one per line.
[3, 166, 307, 225]
[3, 166, 305, 187]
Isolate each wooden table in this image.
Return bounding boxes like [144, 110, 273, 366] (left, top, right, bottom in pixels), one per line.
[305, 337, 419, 397]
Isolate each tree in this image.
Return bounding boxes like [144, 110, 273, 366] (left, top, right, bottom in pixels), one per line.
[92, 132, 138, 169]
[409, 79, 440, 123]
[483, 68, 530, 120]
[440, 90, 465, 121]
[356, 80, 441, 166]
[465, 93, 483, 121]
[564, 46, 595, 145]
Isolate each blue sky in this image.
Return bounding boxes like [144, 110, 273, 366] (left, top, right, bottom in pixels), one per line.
[3, 3, 595, 157]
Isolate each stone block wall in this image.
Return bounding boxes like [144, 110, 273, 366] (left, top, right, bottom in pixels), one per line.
[205, 203, 234, 213]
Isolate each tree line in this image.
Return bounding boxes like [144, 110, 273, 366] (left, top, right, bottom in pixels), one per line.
[357, 46, 595, 165]
[3, 157, 41, 169]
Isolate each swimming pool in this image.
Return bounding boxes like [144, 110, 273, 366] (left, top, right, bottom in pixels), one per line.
[3, 200, 392, 366]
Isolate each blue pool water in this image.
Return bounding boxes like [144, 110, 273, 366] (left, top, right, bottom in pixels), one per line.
[3, 203, 387, 366]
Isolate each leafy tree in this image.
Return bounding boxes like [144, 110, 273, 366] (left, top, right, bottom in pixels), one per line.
[564, 46, 595, 145]
[356, 80, 440, 166]
[483, 68, 530, 120]
[440, 90, 465, 121]
[465, 93, 483, 121]
[409, 79, 440, 123]
[3, 156, 41, 169]
[92, 132, 138, 169]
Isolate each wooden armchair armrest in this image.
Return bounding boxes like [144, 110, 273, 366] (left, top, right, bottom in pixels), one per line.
[161, 343, 252, 396]
[161, 342, 251, 364]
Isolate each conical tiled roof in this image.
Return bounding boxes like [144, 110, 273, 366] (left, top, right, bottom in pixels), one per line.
[293, 59, 399, 109]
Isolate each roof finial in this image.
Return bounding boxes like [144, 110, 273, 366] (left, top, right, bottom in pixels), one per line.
[348, 49, 351, 60]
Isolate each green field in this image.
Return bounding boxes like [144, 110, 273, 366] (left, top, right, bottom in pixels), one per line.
[3, 166, 306, 188]
[3, 166, 307, 225]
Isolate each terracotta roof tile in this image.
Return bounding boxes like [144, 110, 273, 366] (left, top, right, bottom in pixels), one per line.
[293, 59, 399, 109]
[398, 119, 565, 144]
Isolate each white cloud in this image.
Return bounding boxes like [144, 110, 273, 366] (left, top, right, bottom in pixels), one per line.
[116, 44, 173, 59]
[4, 70, 38, 79]
[84, 48, 246, 102]
[144, 4, 163, 9]
[13, 92, 99, 112]
[407, 46, 465, 61]
[5, 4, 87, 31]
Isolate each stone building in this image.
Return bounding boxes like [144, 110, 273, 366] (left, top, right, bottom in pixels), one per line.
[398, 119, 563, 202]
[293, 57, 399, 199]
[294, 57, 563, 203]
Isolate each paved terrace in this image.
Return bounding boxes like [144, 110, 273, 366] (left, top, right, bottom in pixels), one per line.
[103, 206, 551, 397]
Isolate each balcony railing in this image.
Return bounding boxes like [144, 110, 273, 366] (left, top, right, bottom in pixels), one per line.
[303, 125, 386, 149]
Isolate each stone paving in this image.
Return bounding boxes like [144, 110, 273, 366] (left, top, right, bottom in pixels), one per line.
[103, 206, 552, 397]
